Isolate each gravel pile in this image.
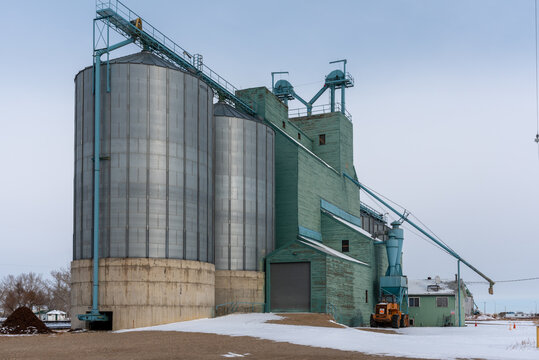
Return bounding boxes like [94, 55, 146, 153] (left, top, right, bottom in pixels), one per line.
[0, 307, 51, 334]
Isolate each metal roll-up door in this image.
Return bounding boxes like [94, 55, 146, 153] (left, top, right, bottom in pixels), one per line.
[270, 262, 310, 311]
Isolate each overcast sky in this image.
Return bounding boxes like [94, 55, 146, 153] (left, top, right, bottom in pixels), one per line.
[1, 0, 538, 313]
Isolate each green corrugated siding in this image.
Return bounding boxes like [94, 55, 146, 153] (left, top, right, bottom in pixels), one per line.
[239, 87, 389, 327]
[273, 132, 299, 248]
[326, 256, 373, 326]
[290, 113, 341, 171]
[407, 294, 465, 327]
[320, 214, 372, 265]
[297, 150, 362, 233]
[266, 240, 375, 326]
[237, 87, 313, 149]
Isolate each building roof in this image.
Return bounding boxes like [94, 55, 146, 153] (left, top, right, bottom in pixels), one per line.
[298, 236, 369, 266]
[321, 207, 382, 242]
[46, 310, 67, 315]
[109, 51, 179, 69]
[408, 278, 458, 296]
[213, 102, 260, 122]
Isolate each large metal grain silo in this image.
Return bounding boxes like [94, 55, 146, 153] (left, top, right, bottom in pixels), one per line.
[213, 102, 274, 311]
[71, 51, 214, 330]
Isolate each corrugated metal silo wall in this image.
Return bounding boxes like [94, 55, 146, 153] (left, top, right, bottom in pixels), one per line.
[73, 62, 214, 262]
[214, 115, 275, 271]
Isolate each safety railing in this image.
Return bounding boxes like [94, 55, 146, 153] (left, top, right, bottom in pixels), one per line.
[96, 0, 246, 111]
[289, 103, 352, 121]
[360, 202, 386, 222]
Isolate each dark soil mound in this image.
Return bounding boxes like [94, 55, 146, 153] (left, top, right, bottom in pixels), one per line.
[0, 306, 51, 334]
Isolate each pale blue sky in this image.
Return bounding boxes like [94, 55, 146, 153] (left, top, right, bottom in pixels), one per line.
[1, 0, 538, 313]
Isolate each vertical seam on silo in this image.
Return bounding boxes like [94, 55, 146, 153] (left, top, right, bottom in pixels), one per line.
[165, 68, 170, 259]
[146, 66, 150, 258]
[107, 66, 112, 258]
[207, 88, 211, 263]
[242, 118, 246, 271]
[265, 127, 268, 270]
[182, 74, 187, 260]
[126, 64, 131, 258]
[79, 73, 84, 260]
[228, 116, 231, 271]
[196, 80, 200, 261]
[73, 76, 77, 261]
[255, 123, 259, 271]
[91, 68, 95, 261]
[272, 131, 275, 252]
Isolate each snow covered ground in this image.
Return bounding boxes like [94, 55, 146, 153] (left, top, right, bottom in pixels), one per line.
[119, 313, 539, 360]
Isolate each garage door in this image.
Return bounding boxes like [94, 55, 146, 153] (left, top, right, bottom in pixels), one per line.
[270, 262, 310, 311]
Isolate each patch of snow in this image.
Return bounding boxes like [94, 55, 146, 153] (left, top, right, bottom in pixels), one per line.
[321, 209, 381, 242]
[221, 352, 250, 358]
[408, 278, 455, 295]
[119, 313, 539, 360]
[46, 310, 66, 315]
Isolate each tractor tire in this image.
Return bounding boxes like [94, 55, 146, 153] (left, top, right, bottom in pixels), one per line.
[400, 314, 409, 328]
[400, 315, 405, 328]
[370, 314, 378, 328]
[391, 314, 400, 329]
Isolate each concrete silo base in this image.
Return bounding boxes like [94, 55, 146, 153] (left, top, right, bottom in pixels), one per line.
[214, 270, 265, 314]
[70, 258, 215, 331]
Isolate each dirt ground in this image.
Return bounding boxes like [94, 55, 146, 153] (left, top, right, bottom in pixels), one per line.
[266, 313, 346, 328]
[0, 330, 421, 360]
[0, 313, 422, 359]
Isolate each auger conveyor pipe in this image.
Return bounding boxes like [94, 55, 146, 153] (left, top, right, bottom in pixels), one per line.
[343, 173, 495, 294]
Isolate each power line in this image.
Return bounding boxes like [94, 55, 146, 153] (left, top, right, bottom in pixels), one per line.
[534, 0, 539, 150]
[466, 277, 539, 284]
[360, 188, 455, 256]
[359, 184, 456, 254]
[535, 0, 539, 135]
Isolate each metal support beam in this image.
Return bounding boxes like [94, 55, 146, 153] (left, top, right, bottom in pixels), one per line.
[458, 260, 462, 327]
[290, 89, 311, 112]
[330, 87, 335, 112]
[342, 173, 495, 294]
[78, 37, 134, 323]
[330, 59, 348, 114]
[341, 86, 345, 115]
[308, 86, 328, 111]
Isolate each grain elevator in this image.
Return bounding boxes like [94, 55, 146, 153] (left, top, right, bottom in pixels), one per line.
[72, 0, 392, 330]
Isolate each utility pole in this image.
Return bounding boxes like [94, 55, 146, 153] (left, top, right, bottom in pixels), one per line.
[483, 302, 486, 314]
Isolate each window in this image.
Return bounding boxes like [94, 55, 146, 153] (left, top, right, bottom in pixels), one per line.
[341, 240, 349, 253]
[282, 121, 286, 128]
[436, 297, 448, 307]
[319, 134, 326, 145]
[298, 133, 301, 140]
[409, 297, 420, 307]
[365, 290, 368, 303]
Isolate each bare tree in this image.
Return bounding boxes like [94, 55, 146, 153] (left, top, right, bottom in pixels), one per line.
[0, 273, 49, 315]
[46, 268, 71, 313]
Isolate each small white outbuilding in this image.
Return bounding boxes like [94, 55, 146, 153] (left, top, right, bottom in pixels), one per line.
[45, 310, 67, 321]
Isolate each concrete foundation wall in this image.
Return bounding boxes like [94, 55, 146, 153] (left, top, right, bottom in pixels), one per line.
[214, 270, 264, 312]
[71, 258, 215, 330]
